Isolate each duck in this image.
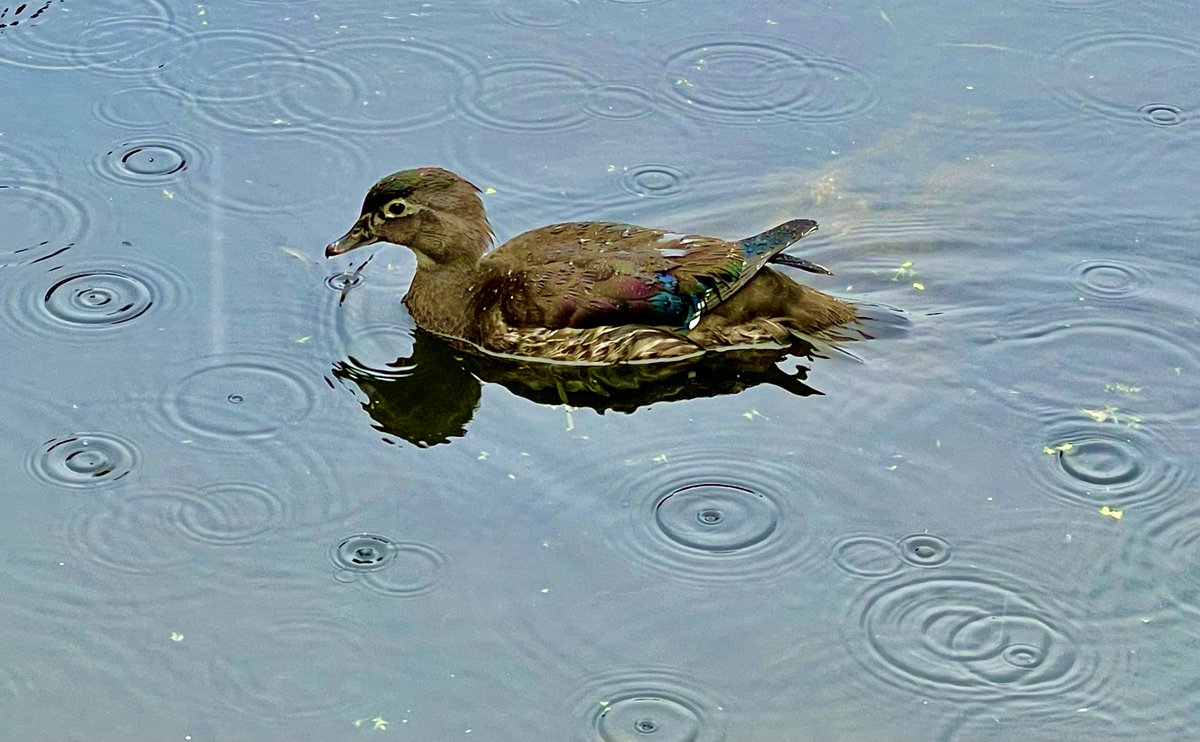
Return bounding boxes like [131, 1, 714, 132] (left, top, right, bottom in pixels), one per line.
[325, 167, 857, 364]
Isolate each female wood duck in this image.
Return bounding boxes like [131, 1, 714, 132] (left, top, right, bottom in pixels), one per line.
[325, 167, 856, 364]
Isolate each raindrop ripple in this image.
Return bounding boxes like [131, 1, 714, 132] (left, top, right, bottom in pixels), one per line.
[849, 569, 1124, 704]
[159, 353, 317, 442]
[566, 667, 725, 742]
[610, 449, 821, 585]
[27, 432, 139, 489]
[663, 37, 877, 124]
[330, 533, 446, 597]
[1050, 32, 1200, 125]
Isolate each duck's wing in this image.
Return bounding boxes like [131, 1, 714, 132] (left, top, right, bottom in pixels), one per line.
[484, 221, 812, 331]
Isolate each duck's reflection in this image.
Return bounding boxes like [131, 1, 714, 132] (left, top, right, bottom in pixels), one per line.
[332, 329, 849, 447]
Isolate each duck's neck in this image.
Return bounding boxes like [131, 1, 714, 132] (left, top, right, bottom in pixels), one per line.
[405, 260, 482, 339]
[402, 211, 494, 339]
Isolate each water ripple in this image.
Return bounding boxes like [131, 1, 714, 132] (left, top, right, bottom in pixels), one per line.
[493, 0, 578, 28]
[176, 482, 291, 546]
[293, 37, 478, 133]
[616, 163, 688, 199]
[898, 533, 953, 568]
[92, 136, 202, 187]
[848, 569, 1126, 705]
[0, 1, 184, 76]
[1022, 0, 1128, 8]
[0, 182, 86, 266]
[606, 448, 823, 585]
[565, 667, 725, 742]
[154, 27, 297, 95]
[65, 488, 202, 573]
[833, 532, 953, 578]
[832, 534, 904, 579]
[663, 37, 877, 125]
[583, 81, 658, 121]
[5, 256, 188, 340]
[188, 130, 368, 216]
[1144, 502, 1200, 617]
[329, 533, 446, 597]
[158, 353, 318, 442]
[189, 51, 360, 134]
[27, 432, 139, 490]
[1068, 259, 1146, 301]
[1051, 32, 1200, 126]
[1031, 408, 1191, 514]
[463, 60, 597, 132]
[215, 609, 373, 720]
[90, 84, 190, 131]
[975, 313, 1200, 423]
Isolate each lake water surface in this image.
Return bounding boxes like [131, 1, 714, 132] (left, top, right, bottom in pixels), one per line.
[2, 1, 1199, 740]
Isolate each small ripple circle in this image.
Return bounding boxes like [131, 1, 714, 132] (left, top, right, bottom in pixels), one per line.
[1033, 410, 1190, 513]
[43, 271, 153, 326]
[598, 697, 700, 742]
[654, 483, 779, 552]
[609, 449, 823, 584]
[176, 482, 290, 545]
[0, 182, 88, 267]
[331, 534, 446, 597]
[331, 533, 398, 573]
[1069, 259, 1145, 300]
[1138, 103, 1186, 126]
[1050, 32, 1200, 125]
[583, 82, 657, 121]
[5, 258, 187, 340]
[160, 354, 317, 441]
[294, 37, 478, 134]
[618, 163, 688, 199]
[94, 137, 200, 187]
[833, 535, 904, 579]
[567, 668, 724, 742]
[325, 272, 363, 293]
[91, 85, 190, 130]
[0, 2, 184, 76]
[493, 0, 578, 28]
[898, 533, 952, 568]
[976, 314, 1200, 423]
[463, 61, 597, 132]
[849, 570, 1122, 703]
[663, 38, 877, 124]
[28, 432, 139, 489]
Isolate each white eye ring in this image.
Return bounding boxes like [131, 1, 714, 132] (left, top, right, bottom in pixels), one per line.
[383, 198, 409, 218]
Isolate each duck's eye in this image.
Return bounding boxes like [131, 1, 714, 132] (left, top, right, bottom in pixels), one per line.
[383, 199, 408, 218]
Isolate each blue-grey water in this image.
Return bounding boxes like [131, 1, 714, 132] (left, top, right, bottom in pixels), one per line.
[2, 1, 1199, 740]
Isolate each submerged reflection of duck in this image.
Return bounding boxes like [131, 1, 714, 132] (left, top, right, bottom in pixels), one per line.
[332, 328, 863, 447]
[325, 167, 858, 365]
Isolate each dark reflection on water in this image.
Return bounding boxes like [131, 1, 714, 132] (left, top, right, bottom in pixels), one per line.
[331, 328, 851, 447]
[2, 0, 1200, 739]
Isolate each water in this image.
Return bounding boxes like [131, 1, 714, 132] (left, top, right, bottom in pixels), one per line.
[1, 1, 1198, 739]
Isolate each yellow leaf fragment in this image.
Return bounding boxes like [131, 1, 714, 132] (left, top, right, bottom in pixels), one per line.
[484, 186, 497, 195]
[1099, 505, 1123, 520]
[1081, 407, 1110, 423]
[912, 282, 925, 290]
[1043, 442, 1073, 455]
[170, 632, 184, 642]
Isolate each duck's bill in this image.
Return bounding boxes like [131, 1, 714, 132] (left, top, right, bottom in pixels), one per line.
[325, 222, 379, 258]
[769, 253, 833, 276]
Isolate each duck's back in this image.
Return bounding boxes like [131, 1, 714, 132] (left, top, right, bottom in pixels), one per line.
[482, 222, 756, 331]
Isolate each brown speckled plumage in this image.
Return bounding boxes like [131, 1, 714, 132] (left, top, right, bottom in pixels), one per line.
[326, 167, 856, 364]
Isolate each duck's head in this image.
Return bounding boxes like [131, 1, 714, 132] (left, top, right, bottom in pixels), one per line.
[325, 167, 492, 266]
